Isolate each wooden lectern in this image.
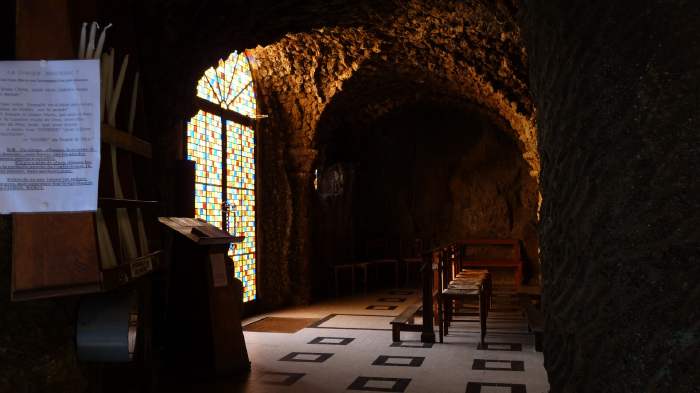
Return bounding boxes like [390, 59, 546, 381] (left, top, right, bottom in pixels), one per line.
[159, 217, 249, 376]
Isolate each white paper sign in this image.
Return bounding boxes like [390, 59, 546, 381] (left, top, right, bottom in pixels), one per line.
[0, 60, 100, 213]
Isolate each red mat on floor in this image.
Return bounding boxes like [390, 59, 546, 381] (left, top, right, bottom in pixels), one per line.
[243, 317, 318, 333]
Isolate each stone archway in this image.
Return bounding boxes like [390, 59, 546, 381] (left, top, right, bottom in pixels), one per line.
[236, 1, 539, 305]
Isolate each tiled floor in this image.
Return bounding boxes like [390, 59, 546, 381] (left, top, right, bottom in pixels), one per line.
[159, 289, 549, 392]
[234, 289, 549, 393]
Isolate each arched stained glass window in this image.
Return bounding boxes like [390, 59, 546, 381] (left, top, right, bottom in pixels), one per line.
[186, 50, 257, 302]
[196, 52, 257, 117]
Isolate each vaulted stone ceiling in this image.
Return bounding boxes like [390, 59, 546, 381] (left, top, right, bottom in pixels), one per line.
[132, 0, 538, 174]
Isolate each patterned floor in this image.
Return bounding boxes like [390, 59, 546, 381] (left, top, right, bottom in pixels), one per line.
[232, 289, 550, 393]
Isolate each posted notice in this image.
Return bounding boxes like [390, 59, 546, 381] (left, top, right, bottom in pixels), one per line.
[0, 60, 100, 213]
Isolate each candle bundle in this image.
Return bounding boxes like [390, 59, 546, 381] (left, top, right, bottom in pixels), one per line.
[77, 22, 147, 268]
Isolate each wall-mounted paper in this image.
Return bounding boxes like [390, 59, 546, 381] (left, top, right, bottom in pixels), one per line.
[0, 60, 100, 213]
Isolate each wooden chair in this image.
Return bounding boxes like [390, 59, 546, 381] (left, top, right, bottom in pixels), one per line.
[437, 247, 492, 344]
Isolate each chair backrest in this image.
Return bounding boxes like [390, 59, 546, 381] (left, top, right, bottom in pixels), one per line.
[459, 239, 521, 261]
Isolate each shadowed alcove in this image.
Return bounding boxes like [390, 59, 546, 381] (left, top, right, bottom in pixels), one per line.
[312, 74, 539, 297]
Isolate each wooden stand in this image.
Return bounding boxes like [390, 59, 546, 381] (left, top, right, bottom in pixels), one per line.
[11, 125, 161, 301]
[159, 217, 249, 377]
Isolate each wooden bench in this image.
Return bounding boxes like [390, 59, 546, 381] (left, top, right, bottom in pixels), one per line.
[390, 301, 423, 342]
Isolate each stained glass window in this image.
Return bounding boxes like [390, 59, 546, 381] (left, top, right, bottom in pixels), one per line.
[187, 110, 223, 229]
[196, 51, 257, 117]
[187, 50, 257, 302]
[226, 121, 256, 302]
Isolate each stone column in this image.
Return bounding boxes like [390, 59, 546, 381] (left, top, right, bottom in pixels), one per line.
[287, 147, 318, 305]
[523, 2, 700, 391]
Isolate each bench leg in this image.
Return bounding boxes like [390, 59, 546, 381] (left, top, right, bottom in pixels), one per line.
[444, 298, 451, 337]
[392, 324, 401, 342]
[438, 295, 444, 343]
[535, 332, 543, 352]
[479, 293, 486, 345]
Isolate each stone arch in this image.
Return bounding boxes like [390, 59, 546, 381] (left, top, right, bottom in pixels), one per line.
[311, 63, 540, 279]
[240, 6, 540, 302]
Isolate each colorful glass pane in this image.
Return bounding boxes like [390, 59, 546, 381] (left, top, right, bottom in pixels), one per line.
[188, 51, 258, 303]
[196, 51, 257, 118]
[186, 110, 223, 229]
[227, 121, 256, 302]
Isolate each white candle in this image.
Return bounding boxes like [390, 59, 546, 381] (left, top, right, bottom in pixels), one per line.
[85, 21, 98, 59]
[78, 22, 87, 59]
[93, 23, 112, 60]
[109, 54, 129, 127]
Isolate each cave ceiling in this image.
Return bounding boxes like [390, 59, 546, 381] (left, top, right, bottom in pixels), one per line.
[130, 0, 537, 174]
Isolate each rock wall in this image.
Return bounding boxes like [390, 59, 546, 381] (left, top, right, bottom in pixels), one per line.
[523, 1, 700, 391]
[318, 102, 538, 281]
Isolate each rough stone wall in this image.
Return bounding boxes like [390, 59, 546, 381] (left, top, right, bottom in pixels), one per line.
[247, 0, 538, 173]
[523, 1, 700, 391]
[325, 103, 539, 280]
[249, 30, 381, 304]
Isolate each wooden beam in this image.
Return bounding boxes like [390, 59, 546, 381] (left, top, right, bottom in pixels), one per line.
[101, 123, 153, 158]
[193, 97, 255, 129]
[98, 198, 159, 209]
